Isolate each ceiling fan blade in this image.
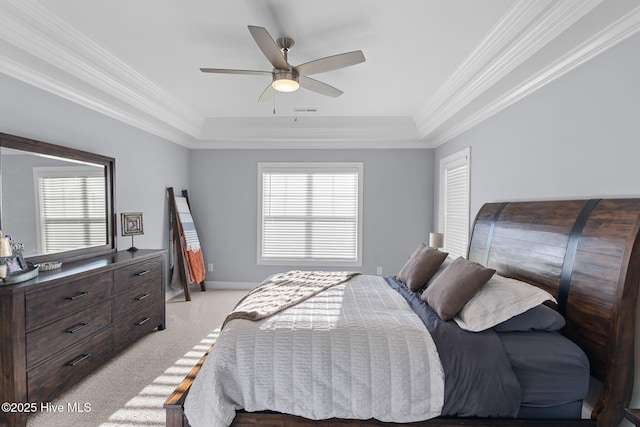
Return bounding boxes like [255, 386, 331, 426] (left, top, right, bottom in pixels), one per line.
[200, 68, 271, 76]
[248, 25, 290, 70]
[299, 76, 343, 98]
[294, 50, 365, 76]
[258, 83, 277, 102]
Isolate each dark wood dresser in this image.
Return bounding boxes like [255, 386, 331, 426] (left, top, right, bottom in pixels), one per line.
[0, 249, 166, 427]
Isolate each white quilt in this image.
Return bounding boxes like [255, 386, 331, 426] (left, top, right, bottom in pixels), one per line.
[184, 274, 445, 427]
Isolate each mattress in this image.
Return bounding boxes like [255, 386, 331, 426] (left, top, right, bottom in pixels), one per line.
[498, 330, 590, 417]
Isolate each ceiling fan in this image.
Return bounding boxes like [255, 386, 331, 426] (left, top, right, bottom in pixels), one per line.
[200, 25, 366, 101]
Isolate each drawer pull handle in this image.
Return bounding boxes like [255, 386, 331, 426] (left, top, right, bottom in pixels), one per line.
[135, 270, 151, 276]
[66, 291, 89, 301]
[135, 293, 151, 301]
[136, 317, 151, 326]
[66, 322, 90, 334]
[67, 353, 91, 367]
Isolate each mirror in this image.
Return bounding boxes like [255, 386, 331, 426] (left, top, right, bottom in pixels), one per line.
[0, 133, 116, 263]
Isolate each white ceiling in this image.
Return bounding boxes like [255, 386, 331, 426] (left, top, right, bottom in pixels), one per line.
[1, 0, 639, 148]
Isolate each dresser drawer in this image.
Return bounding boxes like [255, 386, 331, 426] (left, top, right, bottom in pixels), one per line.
[113, 278, 162, 321]
[26, 299, 112, 368]
[27, 328, 113, 403]
[114, 298, 164, 351]
[113, 257, 162, 294]
[25, 271, 112, 331]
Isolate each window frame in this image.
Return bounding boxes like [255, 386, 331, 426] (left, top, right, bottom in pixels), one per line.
[257, 162, 363, 267]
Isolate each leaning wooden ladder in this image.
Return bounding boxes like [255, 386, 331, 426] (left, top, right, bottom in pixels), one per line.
[167, 187, 206, 301]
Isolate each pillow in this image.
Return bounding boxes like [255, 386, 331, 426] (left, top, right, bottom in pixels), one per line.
[421, 256, 496, 321]
[425, 256, 452, 288]
[493, 304, 565, 332]
[453, 274, 557, 332]
[396, 243, 449, 291]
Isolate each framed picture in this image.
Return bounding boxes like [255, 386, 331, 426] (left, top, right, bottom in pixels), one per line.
[121, 212, 144, 236]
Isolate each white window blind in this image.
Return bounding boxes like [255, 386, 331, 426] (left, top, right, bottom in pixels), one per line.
[439, 148, 470, 259]
[258, 162, 363, 266]
[35, 167, 106, 253]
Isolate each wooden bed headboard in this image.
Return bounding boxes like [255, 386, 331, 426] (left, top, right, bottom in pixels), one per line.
[468, 198, 640, 427]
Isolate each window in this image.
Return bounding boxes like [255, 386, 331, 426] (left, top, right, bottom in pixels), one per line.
[34, 166, 106, 253]
[258, 162, 363, 266]
[439, 148, 470, 259]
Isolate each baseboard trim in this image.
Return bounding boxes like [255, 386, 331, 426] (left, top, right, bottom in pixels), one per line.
[205, 281, 257, 290]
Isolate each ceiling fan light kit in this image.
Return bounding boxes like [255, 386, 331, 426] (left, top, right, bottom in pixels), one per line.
[200, 25, 365, 101]
[272, 70, 299, 92]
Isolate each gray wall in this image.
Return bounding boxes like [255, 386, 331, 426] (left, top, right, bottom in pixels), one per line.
[0, 73, 191, 297]
[188, 148, 434, 285]
[433, 31, 640, 424]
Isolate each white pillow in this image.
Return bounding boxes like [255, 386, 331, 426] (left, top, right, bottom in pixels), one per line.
[453, 274, 556, 332]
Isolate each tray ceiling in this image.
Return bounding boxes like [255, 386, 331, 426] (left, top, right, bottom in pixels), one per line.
[0, 0, 639, 148]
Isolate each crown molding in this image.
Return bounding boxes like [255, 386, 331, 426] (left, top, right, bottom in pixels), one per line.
[414, 0, 603, 139]
[0, 48, 198, 147]
[425, 3, 640, 147]
[0, 0, 203, 146]
[196, 116, 427, 149]
[194, 139, 430, 150]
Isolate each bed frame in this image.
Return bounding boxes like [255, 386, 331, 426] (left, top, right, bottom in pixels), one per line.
[165, 198, 640, 427]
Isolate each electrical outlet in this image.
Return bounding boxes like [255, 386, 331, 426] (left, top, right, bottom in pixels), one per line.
[376, 266, 383, 275]
[208, 263, 214, 272]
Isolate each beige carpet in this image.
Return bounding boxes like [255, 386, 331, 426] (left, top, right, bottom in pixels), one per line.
[25, 288, 247, 427]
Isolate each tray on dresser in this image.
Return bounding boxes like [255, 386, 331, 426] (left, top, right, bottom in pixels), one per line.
[1, 262, 38, 285]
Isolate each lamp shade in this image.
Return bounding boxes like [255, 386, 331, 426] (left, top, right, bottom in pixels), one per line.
[429, 232, 444, 249]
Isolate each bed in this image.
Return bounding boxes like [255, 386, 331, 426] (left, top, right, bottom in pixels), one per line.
[164, 198, 640, 427]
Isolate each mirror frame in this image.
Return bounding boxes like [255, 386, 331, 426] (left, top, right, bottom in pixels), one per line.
[0, 132, 116, 264]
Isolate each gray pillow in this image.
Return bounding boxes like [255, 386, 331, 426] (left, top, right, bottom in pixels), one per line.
[421, 256, 496, 321]
[397, 243, 449, 291]
[425, 256, 452, 288]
